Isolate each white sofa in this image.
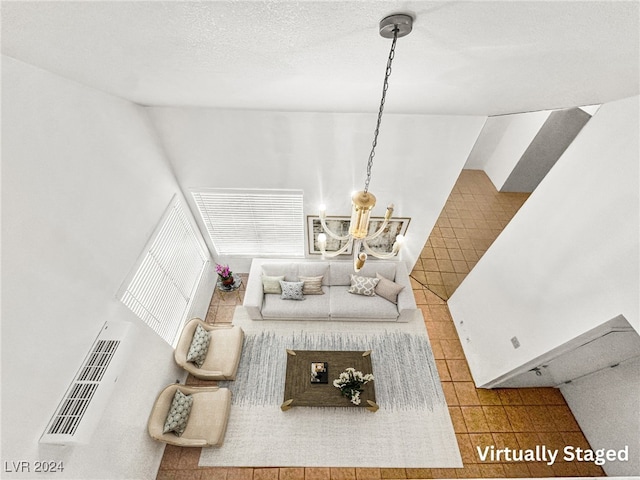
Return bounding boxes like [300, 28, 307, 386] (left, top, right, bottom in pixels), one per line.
[243, 259, 418, 322]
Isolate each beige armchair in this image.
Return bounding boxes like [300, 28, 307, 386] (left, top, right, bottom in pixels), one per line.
[147, 384, 231, 447]
[174, 318, 244, 380]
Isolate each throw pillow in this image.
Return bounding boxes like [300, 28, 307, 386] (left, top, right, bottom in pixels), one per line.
[186, 324, 210, 368]
[280, 280, 305, 300]
[262, 275, 285, 294]
[348, 274, 380, 296]
[299, 275, 324, 295]
[162, 389, 193, 436]
[375, 273, 405, 304]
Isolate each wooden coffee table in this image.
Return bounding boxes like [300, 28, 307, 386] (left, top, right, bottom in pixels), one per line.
[281, 349, 379, 412]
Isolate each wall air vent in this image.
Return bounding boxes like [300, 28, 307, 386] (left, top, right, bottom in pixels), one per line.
[40, 322, 131, 445]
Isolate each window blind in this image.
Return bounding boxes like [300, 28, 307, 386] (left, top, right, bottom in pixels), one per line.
[192, 189, 304, 257]
[121, 198, 209, 346]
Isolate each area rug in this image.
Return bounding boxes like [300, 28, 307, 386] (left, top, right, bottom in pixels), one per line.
[199, 307, 462, 468]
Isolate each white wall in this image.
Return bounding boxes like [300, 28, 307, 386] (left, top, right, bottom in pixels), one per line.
[146, 108, 486, 273]
[463, 117, 499, 169]
[560, 356, 640, 477]
[1, 56, 199, 479]
[448, 95, 639, 387]
[464, 110, 551, 189]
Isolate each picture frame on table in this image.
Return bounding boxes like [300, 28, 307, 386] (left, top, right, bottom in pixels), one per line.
[310, 362, 328, 384]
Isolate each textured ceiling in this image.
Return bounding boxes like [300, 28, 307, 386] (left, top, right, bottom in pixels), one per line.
[2, 1, 638, 115]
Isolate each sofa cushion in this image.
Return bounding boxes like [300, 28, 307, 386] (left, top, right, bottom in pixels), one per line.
[329, 261, 398, 286]
[298, 262, 330, 285]
[348, 274, 380, 296]
[262, 286, 330, 319]
[375, 273, 405, 304]
[328, 261, 357, 286]
[299, 275, 324, 295]
[262, 275, 285, 294]
[330, 287, 398, 319]
[280, 280, 305, 300]
[163, 389, 193, 436]
[186, 324, 210, 368]
[262, 263, 299, 281]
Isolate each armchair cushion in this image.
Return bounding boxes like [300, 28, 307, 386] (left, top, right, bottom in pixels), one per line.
[162, 389, 193, 436]
[175, 319, 244, 380]
[148, 384, 231, 447]
[186, 324, 211, 368]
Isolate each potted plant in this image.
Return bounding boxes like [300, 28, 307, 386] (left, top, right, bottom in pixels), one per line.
[333, 367, 374, 405]
[216, 264, 234, 287]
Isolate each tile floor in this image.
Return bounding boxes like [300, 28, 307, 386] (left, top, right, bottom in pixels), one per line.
[412, 170, 529, 301]
[157, 170, 605, 479]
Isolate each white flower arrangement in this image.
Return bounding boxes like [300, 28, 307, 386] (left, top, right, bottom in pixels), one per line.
[332, 367, 374, 405]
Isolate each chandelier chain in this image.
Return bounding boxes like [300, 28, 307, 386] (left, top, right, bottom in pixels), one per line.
[364, 25, 399, 194]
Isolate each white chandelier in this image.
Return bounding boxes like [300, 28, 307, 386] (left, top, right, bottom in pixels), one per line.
[317, 14, 413, 272]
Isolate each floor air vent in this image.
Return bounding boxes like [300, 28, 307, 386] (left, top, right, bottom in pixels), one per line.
[41, 322, 130, 445]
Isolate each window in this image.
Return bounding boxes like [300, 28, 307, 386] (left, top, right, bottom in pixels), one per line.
[192, 189, 304, 257]
[120, 197, 209, 346]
